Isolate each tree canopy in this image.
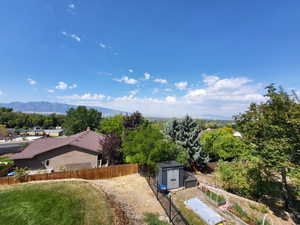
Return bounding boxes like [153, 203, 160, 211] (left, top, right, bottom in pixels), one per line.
[200, 128, 246, 161]
[97, 115, 124, 137]
[0, 107, 65, 129]
[230, 84, 300, 210]
[123, 111, 144, 131]
[122, 124, 188, 169]
[64, 106, 102, 135]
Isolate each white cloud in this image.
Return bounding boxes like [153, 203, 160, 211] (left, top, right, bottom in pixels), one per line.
[129, 89, 139, 96]
[128, 69, 134, 73]
[58, 93, 106, 101]
[68, 4, 75, 9]
[56, 81, 68, 90]
[165, 96, 176, 103]
[103, 75, 265, 118]
[185, 75, 265, 103]
[55, 81, 77, 90]
[27, 78, 37, 85]
[175, 81, 188, 90]
[0, 90, 3, 96]
[61, 31, 80, 42]
[203, 74, 219, 86]
[56, 74, 267, 119]
[144, 72, 151, 80]
[70, 34, 80, 42]
[69, 84, 77, 89]
[98, 43, 106, 48]
[113, 76, 138, 85]
[154, 78, 167, 84]
[48, 89, 54, 93]
[164, 88, 172, 92]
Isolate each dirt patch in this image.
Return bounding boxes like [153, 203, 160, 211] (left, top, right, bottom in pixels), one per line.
[92, 174, 168, 225]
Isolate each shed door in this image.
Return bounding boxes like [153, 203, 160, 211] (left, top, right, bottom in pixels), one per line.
[167, 168, 179, 189]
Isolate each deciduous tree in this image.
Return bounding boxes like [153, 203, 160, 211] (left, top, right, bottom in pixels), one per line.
[64, 106, 102, 135]
[234, 84, 300, 210]
[97, 115, 124, 137]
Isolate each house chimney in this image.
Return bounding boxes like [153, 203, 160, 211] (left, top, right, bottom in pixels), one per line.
[86, 127, 91, 131]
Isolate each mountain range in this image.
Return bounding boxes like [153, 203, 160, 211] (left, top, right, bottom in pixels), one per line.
[0, 101, 127, 117]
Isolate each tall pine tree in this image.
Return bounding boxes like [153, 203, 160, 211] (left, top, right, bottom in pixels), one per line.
[165, 115, 207, 168]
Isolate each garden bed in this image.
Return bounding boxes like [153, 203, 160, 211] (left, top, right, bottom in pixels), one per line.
[228, 202, 271, 225]
[199, 186, 226, 206]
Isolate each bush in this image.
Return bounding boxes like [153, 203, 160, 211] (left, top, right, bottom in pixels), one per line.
[217, 158, 267, 199]
[144, 213, 169, 225]
[0, 157, 13, 170]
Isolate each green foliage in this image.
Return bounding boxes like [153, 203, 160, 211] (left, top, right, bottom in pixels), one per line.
[0, 107, 65, 129]
[0, 157, 13, 170]
[14, 167, 28, 179]
[164, 115, 206, 168]
[0, 124, 8, 138]
[201, 188, 226, 204]
[200, 128, 247, 161]
[98, 115, 124, 137]
[234, 84, 300, 209]
[144, 213, 169, 225]
[122, 124, 188, 169]
[231, 203, 271, 225]
[290, 167, 300, 197]
[217, 158, 267, 198]
[64, 106, 102, 135]
[123, 111, 144, 130]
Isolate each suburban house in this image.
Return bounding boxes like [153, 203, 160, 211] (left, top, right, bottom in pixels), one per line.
[10, 130, 108, 171]
[16, 128, 64, 137]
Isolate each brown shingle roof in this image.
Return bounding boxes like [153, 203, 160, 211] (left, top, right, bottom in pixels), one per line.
[11, 130, 105, 160]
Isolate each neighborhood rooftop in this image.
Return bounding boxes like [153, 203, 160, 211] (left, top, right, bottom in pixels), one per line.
[11, 130, 105, 160]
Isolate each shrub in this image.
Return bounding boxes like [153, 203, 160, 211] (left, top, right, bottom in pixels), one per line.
[144, 213, 169, 225]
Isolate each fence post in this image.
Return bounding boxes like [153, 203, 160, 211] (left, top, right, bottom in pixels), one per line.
[169, 195, 172, 221]
[156, 180, 158, 200]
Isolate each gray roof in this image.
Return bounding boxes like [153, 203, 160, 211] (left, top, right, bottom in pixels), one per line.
[158, 160, 184, 168]
[11, 130, 105, 160]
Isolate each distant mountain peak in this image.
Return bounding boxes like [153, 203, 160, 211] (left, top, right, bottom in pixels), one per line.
[0, 101, 127, 117]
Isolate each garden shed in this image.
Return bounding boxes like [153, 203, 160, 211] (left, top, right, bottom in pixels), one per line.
[157, 161, 184, 190]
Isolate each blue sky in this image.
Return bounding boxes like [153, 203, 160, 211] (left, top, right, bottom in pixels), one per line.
[0, 0, 300, 118]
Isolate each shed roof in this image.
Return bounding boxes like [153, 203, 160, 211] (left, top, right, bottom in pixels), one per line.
[11, 130, 105, 160]
[158, 160, 183, 168]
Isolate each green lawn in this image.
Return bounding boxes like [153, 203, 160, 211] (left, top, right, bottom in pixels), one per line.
[0, 181, 115, 225]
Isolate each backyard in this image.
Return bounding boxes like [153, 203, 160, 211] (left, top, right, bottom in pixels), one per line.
[0, 181, 118, 225]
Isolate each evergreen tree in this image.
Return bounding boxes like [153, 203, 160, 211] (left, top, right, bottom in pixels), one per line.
[164, 115, 207, 168]
[164, 119, 180, 141]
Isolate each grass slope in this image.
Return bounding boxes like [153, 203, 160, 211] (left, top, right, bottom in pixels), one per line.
[0, 181, 114, 225]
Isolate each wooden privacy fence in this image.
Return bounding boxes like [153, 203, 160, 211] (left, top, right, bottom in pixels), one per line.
[0, 164, 138, 185]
